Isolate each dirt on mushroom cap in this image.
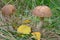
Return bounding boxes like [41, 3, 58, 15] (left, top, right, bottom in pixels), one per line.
[32, 6, 52, 17]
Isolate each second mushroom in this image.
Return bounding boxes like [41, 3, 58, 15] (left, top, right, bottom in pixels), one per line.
[32, 6, 52, 32]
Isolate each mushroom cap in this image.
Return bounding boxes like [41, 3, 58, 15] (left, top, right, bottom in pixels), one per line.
[2, 4, 16, 16]
[32, 6, 52, 17]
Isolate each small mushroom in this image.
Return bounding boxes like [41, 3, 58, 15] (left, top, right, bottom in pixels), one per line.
[32, 6, 52, 32]
[2, 4, 16, 17]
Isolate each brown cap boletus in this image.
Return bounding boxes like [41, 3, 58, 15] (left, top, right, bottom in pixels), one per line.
[32, 6, 52, 17]
[1, 4, 16, 32]
[32, 6, 52, 32]
[2, 4, 16, 16]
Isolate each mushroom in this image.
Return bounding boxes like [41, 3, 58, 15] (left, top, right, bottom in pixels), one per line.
[1, 4, 16, 31]
[32, 6, 52, 32]
[1, 4, 16, 23]
[2, 4, 16, 17]
[1, 4, 16, 21]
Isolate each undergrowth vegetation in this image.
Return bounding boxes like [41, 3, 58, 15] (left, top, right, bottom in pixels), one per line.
[0, 0, 60, 40]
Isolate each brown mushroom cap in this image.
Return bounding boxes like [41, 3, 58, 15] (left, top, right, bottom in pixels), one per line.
[2, 4, 16, 16]
[32, 6, 52, 17]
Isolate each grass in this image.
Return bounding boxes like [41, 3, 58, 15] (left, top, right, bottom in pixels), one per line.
[0, 0, 60, 40]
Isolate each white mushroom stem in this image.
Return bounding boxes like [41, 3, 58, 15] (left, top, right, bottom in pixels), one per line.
[36, 17, 44, 32]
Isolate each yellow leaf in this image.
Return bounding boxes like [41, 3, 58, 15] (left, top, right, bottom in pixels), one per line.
[23, 20, 31, 24]
[32, 32, 41, 40]
[17, 25, 31, 34]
